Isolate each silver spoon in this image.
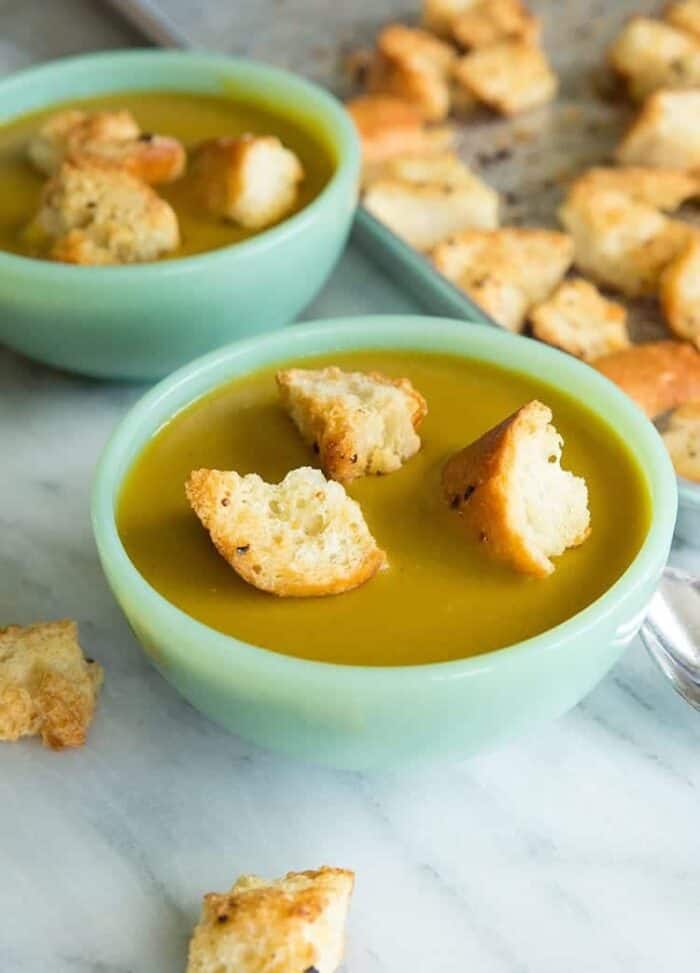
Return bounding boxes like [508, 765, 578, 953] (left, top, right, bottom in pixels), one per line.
[640, 566, 700, 710]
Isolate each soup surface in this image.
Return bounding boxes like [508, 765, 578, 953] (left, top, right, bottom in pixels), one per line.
[118, 350, 650, 666]
[0, 91, 335, 259]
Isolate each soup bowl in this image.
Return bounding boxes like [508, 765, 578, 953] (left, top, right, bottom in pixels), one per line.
[92, 316, 677, 769]
[0, 50, 359, 380]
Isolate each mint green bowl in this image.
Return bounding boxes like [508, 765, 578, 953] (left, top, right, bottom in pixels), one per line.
[0, 51, 359, 380]
[92, 317, 677, 769]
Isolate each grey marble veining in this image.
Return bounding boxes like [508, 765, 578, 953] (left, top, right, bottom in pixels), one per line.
[0, 4, 699, 972]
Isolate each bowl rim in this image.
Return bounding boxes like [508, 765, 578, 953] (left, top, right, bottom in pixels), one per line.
[92, 315, 678, 685]
[0, 48, 359, 279]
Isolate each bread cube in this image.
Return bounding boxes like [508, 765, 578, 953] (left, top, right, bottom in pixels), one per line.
[616, 89, 700, 171]
[453, 40, 557, 116]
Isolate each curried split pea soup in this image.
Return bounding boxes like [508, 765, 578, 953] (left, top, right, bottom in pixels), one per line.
[118, 351, 651, 667]
[0, 91, 335, 260]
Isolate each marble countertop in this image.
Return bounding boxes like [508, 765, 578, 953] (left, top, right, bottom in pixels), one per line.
[1, 3, 699, 972]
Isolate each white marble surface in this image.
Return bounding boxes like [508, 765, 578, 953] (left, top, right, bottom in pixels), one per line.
[1, 4, 700, 972]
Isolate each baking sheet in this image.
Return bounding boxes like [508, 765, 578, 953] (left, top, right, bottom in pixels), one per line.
[105, 0, 700, 341]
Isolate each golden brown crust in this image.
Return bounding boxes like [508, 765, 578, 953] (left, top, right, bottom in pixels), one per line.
[594, 340, 700, 418]
[660, 238, 700, 346]
[568, 166, 700, 212]
[186, 468, 387, 597]
[608, 16, 700, 101]
[453, 40, 558, 116]
[187, 867, 354, 973]
[0, 620, 102, 750]
[662, 400, 700, 481]
[442, 401, 590, 577]
[277, 367, 428, 482]
[529, 278, 630, 362]
[346, 95, 453, 164]
[366, 24, 457, 122]
[615, 88, 700, 170]
[452, 0, 540, 49]
[665, 0, 700, 40]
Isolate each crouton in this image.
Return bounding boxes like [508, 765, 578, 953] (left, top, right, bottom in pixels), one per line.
[0, 620, 102, 750]
[662, 401, 700, 481]
[186, 867, 354, 973]
[27, 108, 185, 184]
[363, 153, 500, 249]
[31, 161, 179, 265]
[661, 238, 700, 346]
[276, 366, 428, 481]
[186, 467, 387, 597]
[665, 0, 700, 40]
[615, 89, 700, 171]
[443, 401, 590, 577]
[192, 134, 304, 230]
[432, 227, 573, 331]
[452, 0, 540, 49]
[346, 95, 453, 166]
[530, 279, 630, 362]
[568, 166, 700, 212]
[558, 184, 694, 297]
[366, 24, 457, 122]
[423, 0, 472, 37]
[453, 41, 557, 116]
[594, 340, 700, 418]
[608, 16, 700, 101]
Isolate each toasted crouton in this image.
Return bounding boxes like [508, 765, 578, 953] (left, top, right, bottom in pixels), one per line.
[363, 153, 500, 249]
[423, 0, 472, 37]
[530, 279, 630, 362]
[453, 41, 557, 116]
[0, 620, 102, 750]
[346, 95, 453, 166]
[661, 238, 700, 346]
[192, 134, 304, 230]
[186, 467, 386, 597]
[616, 89, 700, 171]
[31, 161, 179, 265]
[452, 0, 540, 49]
[608, 16, 700, 101]
[594, 340, 700, 418]
[568, 166, 700, 212]
[432, 227, 573, 331]
[558, 185, 694, 297]
[277, 367, 427, 481]
[366, 24, 457, 122]
[27, 108, 185, 184]
[186, 867, 354, 973]
[443, 401, 590, 577]
[665, 0, 700, 40]
[662, 401, 700, 481]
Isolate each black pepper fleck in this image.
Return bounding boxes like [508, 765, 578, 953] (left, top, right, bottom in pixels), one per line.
[138, 132, 154, 142]
[463, 485, 475, 501]
[236, 545, 250, 555]
[450, 495, 461, 509]
[351, 453, 358, 463]
[312, 442, 320, 454]
[221, 497, 230, 507]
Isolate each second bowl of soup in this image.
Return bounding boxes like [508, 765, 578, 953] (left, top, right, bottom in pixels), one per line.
[92, 316, 677, 768]
[0, 50, 359, 379]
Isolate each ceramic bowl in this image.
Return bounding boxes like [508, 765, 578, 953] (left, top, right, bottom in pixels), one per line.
[0, 50, 359, 380]
[92, 316, 677, 769]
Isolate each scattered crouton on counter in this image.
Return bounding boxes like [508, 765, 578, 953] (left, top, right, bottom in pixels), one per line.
[567, 166, 700, 212]
[558, 185, 694, 298]
[186, 867, 355, 973]
[186, 467, 387, 597]
[423, 0, 473, 37]
[363, 152, 500, 249]
[664, 0, 700, 40]
[30, 161, 180, 265]
[529, 279, 630, 362]
[432, 227, 573, 331]
[616, 89, 700, 170]
[365, 24, 457, 122]
[593, 340, 700, 418]
[277, 366, 428, 481]
[0, 620, 103, 750]
[660, 238, 700, 347]
[453, 40, 558, 116]
[442, 400, 591, 577]
[27, 108, 186, 184]
[192, 134, 304, 230]
[346, 94, 454, 167]
[450, 0, 540, 49]
[662, 401, 700, 481]
[608, 16, 700, 101]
